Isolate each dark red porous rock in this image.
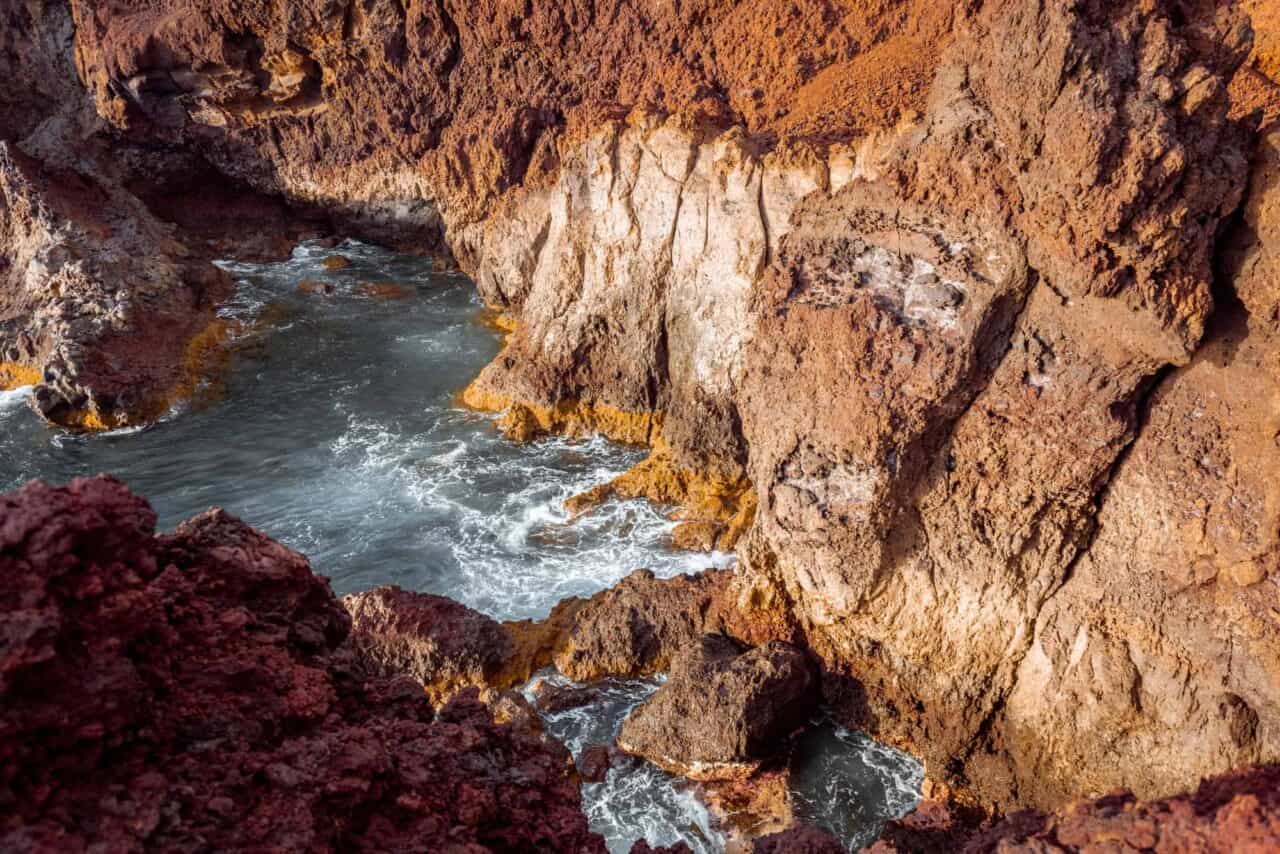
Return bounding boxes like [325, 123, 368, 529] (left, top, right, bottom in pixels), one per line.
[754, 823, 846, 854]
[579, 744, 614, 784]
[0, 476, 605, 853]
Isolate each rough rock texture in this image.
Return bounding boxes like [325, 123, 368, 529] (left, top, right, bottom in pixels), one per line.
[735, 0, 1276, 811]
[343, 584, 514, 705]
[0, 477, 604, 852]
[617, 635, 816, 781]
[0, 0, 324, 429]
[755, 824, 846, 854]
[5, 0, 1280, 820]
[0, 141, 234, 429]
[868, 764, 1280, 853]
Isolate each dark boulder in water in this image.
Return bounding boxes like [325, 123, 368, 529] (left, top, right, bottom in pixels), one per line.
[344, 584, 514, 704]
[617, 634, 817, 782]
[0, 476, 605, 853]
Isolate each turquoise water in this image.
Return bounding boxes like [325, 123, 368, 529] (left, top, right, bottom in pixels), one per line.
[0, 240, 919, 852]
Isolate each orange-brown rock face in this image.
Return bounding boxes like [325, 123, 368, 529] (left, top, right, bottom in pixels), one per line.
[738, 0, 1269, 810]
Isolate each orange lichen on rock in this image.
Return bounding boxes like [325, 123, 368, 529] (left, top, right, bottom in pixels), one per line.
[56, 317, 241, 432]
[475, 307, 517, 335]
[0, 362, 41, 390]
[566, 437, 757, 552]
[459, 382, 662, 446]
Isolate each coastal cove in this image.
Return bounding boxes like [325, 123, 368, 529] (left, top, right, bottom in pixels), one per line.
[0, 241, 921, 852]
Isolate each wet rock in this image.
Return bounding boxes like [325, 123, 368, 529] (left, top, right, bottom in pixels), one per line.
[579, 744, 613, 783]
[344, 584, 514, 705]
[296, 279, 335, 296]
[322, 255, 351, 271]
[617, 635, 816, 781]
[755, 824, 846, 854]
[0, 477, 604, 852]
[355, 281, 414, 300]
[532, 678, 601, 714]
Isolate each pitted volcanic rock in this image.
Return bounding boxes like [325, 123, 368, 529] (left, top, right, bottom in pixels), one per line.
[0, 477, 605, 853]
[343, 584, 515, 705]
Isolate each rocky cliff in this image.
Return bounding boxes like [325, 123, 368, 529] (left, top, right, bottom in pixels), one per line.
[2, 0, 1279, 823]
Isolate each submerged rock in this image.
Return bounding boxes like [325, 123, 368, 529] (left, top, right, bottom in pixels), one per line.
[0, 477, 605, 852]
[532, 677, 602, 714]
[579, 744, 613, 784]
[617, 635, 816, 782]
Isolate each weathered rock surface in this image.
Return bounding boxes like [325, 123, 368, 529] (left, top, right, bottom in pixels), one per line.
[546, 567, 795, 682]
[736, 0, 1276, 811]
[617, 635, 816, 781]
[343, 584, 514, 705]
[755, 823, 846, 854]
[868, 764, 1280, 853]
[0, 477, 605, 852]
[0, 0, 325, 429]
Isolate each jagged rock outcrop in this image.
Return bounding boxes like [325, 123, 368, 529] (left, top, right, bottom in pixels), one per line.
[346, 568, 794, 696]
[0, 477, 605, 852]
[616, 635, 816, 781]
[736, 0, 1275, 810]
[0, 0, 324, 428]
[867, 764, 1280, 853]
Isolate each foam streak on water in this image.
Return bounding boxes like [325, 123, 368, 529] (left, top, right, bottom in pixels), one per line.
[0, 240, 919, 851]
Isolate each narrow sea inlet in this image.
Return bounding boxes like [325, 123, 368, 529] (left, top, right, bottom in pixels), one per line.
[0, 241, 920, 852]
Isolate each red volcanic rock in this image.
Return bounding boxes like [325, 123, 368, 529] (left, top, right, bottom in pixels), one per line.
[579, 745, 613, 784]
[864, 765, 1280, 852]
[0, 477, 605, 853]
[964, 765, 1280, 853]
[532, 678, 602, 714]
[617, 635, 816, 782]
[630, 843, 695, 854]
[861, 800, 980, 854]
[755, 823, 846, 854]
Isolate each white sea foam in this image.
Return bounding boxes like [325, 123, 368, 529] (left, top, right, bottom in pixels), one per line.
[0, 386, 33, 411]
